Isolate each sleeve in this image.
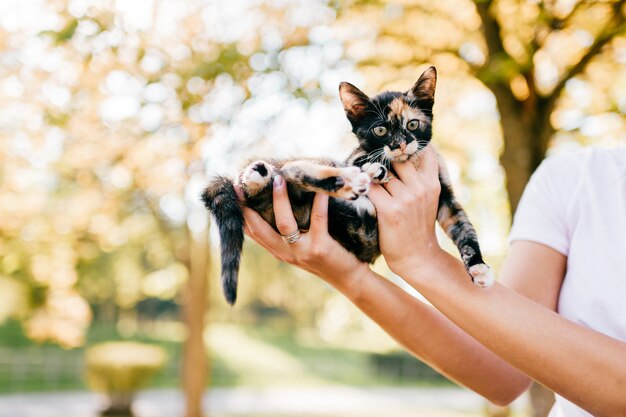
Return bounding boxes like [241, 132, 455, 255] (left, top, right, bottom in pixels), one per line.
[508, 153, 582, 256]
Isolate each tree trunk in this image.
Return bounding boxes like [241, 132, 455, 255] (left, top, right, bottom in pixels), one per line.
[182, 226, 210, 417]
[490, 84, 545, 213]
[488, 83, 555, 215]
[499, 121, 535, 214]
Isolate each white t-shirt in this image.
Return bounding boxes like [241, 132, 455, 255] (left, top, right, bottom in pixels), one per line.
[508, 147, 626, 417]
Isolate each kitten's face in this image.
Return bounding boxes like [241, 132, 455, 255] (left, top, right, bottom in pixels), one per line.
[339, 67, 436, 164]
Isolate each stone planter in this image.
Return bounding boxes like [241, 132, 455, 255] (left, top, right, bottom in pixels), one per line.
[85, 341, 167, 416]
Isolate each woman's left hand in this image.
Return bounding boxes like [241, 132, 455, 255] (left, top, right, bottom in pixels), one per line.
[240, 174, 369, 291]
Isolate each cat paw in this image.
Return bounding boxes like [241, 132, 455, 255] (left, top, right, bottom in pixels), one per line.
[362, 162, 388, 183]
[469, 264, 495, 288]
[337, 166, 371, 200]
[241, 161, 273, 193]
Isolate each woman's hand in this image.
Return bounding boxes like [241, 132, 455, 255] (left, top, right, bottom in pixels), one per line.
[368, 144, 443, 277]
[240, 174, 369, 291]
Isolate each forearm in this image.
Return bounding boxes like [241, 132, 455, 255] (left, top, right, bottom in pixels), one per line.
[334, 265, 530, 404]
[399, 251, 626, 416]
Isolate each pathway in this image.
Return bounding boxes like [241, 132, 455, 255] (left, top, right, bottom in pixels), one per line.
[0, 386, 528, 417]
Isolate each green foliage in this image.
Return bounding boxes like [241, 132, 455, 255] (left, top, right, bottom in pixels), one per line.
[0, 0, 342, 347]
[40, 17, 78, 44]
[193, 44, 250, 81]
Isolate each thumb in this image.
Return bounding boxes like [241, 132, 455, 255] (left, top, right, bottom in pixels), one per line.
[417, 144, 439, 178]
[309, 193, 329, 238]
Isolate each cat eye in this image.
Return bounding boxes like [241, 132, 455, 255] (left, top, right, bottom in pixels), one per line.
[373, 126, 387, 137]
[407, 119, 420, 131]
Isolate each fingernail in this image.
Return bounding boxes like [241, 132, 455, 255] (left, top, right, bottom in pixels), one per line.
[273, 174, 284, 188]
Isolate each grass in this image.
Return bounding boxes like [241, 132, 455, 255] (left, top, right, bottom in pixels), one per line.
[209, 324, 447, 387]
[0, 320, 448, 393]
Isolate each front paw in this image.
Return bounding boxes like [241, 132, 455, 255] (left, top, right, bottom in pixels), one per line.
[362, 162, 388, 183]
[337, 166, 371, 200]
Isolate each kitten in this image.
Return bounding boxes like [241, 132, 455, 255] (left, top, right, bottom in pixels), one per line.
[202, 66, 494, 305]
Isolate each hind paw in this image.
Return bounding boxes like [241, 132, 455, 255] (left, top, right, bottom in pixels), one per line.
[362, 162, 388, 183]
[469, 264, 495, 288]
[241, 161, 273, 194]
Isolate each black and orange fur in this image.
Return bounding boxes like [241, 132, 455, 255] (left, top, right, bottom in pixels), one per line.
[202, 66, 494, 305]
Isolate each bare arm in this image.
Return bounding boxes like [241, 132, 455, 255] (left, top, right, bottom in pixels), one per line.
[366, 147, 626, 416]
[394, 249, 626, 416]
[242, 172, 528, 404]
[242, 152, 626, 414]
[336, 267, 531, 404]
[346, 239, 572, 405]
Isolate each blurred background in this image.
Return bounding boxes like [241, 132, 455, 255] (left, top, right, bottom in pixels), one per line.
[0, 0, 625, 416]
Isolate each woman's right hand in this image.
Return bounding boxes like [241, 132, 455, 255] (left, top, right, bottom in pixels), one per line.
[239, 174, 369, 292]
[368, 145, 443, 278]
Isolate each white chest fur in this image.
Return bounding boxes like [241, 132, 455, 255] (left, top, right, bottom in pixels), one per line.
[349, 195, 376, 216]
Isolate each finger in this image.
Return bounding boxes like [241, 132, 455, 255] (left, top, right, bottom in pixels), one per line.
[368, 184, 393, 206]
[244, 231, 289, 263]
[272, 174, 299, 236]
[391, 159, 419, 185]
[415, 144, 439, 182]
[382, 176, 405, 196]
[242, 207, 280, 241]
[242, 207, 295, 261]
[309, 193, 328, 238]
[243, 222, 273, 252]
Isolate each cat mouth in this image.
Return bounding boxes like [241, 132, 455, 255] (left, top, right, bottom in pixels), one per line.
[384, 142, 420, 162]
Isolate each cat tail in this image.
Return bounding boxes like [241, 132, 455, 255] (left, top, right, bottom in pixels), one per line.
[201, 176, 244, 305]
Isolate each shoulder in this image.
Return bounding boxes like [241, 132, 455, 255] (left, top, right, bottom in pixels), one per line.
[537, 146, 626, 187]
[510, 147, 625, 253]
[523, 149, 586, 204]
[527, 146, 626, 212]
[536, 148, 588, 178]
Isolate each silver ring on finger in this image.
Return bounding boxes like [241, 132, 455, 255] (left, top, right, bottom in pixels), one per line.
[281, 229, 302, 244]
[383, 175, 397, 184]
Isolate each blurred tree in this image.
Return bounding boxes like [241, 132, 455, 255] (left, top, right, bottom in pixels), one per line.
[336, 0, 626, 210]
[0, 0, 343, 416]
[474, 0, 625, 211]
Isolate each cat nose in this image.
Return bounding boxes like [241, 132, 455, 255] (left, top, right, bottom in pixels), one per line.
[399, 142, 407, 151]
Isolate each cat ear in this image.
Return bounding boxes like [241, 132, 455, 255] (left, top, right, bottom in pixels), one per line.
[407, 66, 437, 110]
[339, 82, 370, 120]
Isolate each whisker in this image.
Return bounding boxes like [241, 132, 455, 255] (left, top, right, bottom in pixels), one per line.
[367, 97, 387, 121]
[365, 151, 385, 163]
[368, 98, 382, 117]
[357, 149, 385, 165]
[365, 119, 384, 132]
[364, 108, 383, 119]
